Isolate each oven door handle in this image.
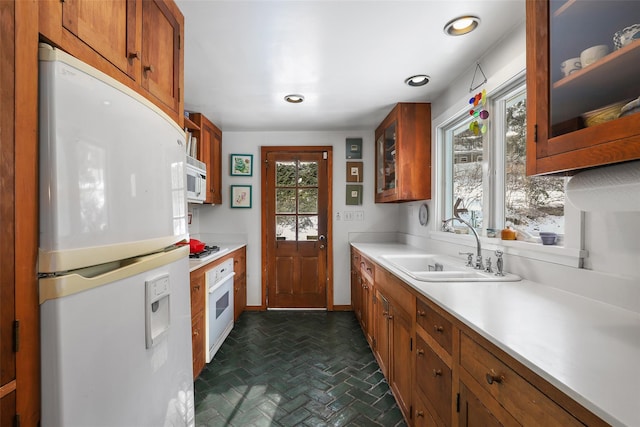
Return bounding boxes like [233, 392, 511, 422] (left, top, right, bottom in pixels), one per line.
[208, 272, 236, 294]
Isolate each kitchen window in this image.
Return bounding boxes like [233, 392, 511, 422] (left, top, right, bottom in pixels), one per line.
[437, 74, 584, 266]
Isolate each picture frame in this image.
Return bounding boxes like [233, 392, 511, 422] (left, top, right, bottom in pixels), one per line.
[346, 161, 363, 183]
[345, 138, 362, 159]
[230, 153, 253, 176]
[230, 185, 252, 208]
[345, 184, 363, 206]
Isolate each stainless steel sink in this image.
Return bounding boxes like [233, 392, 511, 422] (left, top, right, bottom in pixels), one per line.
[379, 253, 521, 282]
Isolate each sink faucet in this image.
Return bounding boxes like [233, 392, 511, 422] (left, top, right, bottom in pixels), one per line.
[442, 217, 483, 270]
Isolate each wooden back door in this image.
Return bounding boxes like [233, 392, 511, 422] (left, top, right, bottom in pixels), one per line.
[262, 147, 332, 309]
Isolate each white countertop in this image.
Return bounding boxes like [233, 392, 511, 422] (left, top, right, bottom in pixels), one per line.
[188, 242, 246, 273]
[351, 242, 640, 427]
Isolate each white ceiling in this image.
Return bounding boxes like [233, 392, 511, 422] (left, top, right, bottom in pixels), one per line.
[177, 0, 525, 132]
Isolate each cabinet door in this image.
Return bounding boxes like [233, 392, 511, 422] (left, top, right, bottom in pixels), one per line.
[141, 0, 181, 112]
[0, 0, 17, 418]
[458, 382, 507, 427]
[389, 301, 413, 422]
[526, 0, 640, 175]
[373, 290, 390, 378]
[62, 0, 137, 78]
[233, 248, 247, 320]
[361, 277, 373, 346]
[208, 125, 223, 204]
[351, 268, 362, 323]
[190, 113, 223, 205]
[191, 310, 205, 378]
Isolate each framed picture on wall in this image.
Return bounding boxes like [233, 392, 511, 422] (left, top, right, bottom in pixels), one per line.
[346, 184, 363, 205]
[230, 154, 253, 176]
[346, 161, 363, 182]
[345, 138, 362, 159]
[230, 185, 252, 208]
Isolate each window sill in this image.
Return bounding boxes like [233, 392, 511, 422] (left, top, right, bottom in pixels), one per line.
[428, 231, 587, 268]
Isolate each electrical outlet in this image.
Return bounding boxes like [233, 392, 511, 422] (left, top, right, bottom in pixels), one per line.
[354, 211, 364, 221]
[344, 211, 353, 221]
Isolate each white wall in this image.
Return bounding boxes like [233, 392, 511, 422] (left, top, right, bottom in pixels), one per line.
[192, 131, 399, 307]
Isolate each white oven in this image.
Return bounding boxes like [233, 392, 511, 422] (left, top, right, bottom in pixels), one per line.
[205, 258, 235, 362]
[186, 156, 206, 204]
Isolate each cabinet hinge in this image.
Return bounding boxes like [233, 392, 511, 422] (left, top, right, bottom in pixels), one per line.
[178, 34, 181, 50]
[534, 124, 538, 143]
[13, 320, 19, 352]
[456, 393, 460, 413]
[372, 338, 376, 349]
[323, 151, 328, 160]
[409, 405, 413, 419]
[14, 413, 20, 427]
[410, 337, 413, 351]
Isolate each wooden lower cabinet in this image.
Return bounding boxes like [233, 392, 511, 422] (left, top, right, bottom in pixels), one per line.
[458, 382, 509, 427]
[233, 247, 247, 321]
[350, 245, 607, 427]
[373, 268, 415, 423]
[191, 246, 247, 378]
[189, 269, 206, 378]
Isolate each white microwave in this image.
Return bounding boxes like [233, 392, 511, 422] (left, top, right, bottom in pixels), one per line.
[186, 156, 207, 204]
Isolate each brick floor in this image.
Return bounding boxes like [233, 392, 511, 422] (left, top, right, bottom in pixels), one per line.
[194, 311, 407, 427]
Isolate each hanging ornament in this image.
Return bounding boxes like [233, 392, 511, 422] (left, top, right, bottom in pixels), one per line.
[467, 64, 489, 136]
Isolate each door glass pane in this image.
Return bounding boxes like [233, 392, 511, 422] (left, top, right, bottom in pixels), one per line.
[276, 161, 296, 186]
[276, 189, 296, 213]
[298, 189, 317, 214]
[276, 215, 296, 241]
[298, 216, 318, 241]
[298, 161, 318, 186]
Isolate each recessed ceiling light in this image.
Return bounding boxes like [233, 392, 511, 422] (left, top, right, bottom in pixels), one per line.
[404, 75, 430, 87]
[284, 94, 305, 103]
[444, 16, 480, 36]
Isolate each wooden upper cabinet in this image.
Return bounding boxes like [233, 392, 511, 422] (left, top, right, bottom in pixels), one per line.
[141, 0, 182, 114]
[61, 0, 138, 79]
[526, 0, 640, 175]
[189, 113, 223, 205]
[39, 0, 184, 127]
[375, 103, 431, 203]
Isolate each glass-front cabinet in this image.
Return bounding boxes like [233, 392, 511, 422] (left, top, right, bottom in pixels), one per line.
[375, 103, 431, 203]
[526, 0, 640, 175]
[376, 122, 397, 194]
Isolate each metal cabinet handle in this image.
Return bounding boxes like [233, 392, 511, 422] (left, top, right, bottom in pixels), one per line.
[417, 310, 426, 317]
[416, 348, 424, 356]
[128, 51, 140, 60]
[434, 325, 444, 333]
[433, 369, 442, 377]
[144, 64, 155, 74]
[416, 410, 424, 418]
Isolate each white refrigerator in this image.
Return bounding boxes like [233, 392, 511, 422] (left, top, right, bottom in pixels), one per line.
[38, 44, 195, 427]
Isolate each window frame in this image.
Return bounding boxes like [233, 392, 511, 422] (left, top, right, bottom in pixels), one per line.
[433, 73, 585, 268]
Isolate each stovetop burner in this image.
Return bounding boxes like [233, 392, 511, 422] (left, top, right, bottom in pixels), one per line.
[189, 245, 220, 259]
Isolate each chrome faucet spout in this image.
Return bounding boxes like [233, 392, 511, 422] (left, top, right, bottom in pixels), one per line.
[442, 217, 483, 269]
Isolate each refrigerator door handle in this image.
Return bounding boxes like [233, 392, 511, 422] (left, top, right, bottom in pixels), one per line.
[39, 246, 189, 304]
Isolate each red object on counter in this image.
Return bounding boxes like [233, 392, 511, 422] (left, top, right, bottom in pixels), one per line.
[189, 239, 205, 253]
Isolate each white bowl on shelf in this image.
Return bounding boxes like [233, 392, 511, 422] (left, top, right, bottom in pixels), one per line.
[580, 44, 610, 67]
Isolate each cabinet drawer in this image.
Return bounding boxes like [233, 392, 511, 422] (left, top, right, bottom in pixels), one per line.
[460, 333, 582, 426]
[360, 255, 375, 282]
[416, 299, 452, 355]
[351, 249, 361, 269]
[415, 335, 452, 426]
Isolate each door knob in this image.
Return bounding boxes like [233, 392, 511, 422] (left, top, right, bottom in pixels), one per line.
[319, 235, 326, 241]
